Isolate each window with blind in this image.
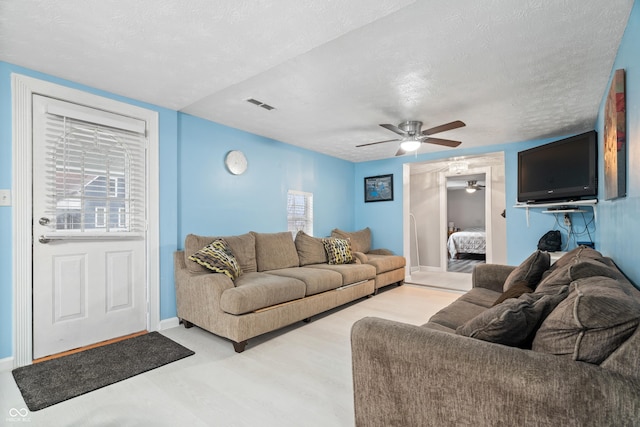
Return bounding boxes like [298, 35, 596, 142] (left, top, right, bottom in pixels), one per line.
[42, 105, 146, 237]
[287, 190, 313, 237]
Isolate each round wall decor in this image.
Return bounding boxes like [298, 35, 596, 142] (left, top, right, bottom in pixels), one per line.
[225, 150, 248, 175]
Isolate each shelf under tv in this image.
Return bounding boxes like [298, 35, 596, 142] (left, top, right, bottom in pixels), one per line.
[513, 199, 598, 226]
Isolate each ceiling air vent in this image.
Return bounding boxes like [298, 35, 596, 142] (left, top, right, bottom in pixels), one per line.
[246, 98, 275, 111]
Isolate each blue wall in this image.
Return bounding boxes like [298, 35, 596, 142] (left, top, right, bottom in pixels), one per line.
[595, 0, 640, 285]
[177, 113, 355, 243]
[0, 61, 355, 361]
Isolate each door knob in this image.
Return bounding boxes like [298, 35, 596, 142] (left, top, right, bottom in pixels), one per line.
[39, 217, 50, 226]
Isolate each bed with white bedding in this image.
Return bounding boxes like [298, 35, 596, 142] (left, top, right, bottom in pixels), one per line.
[447, 227, 486, 259]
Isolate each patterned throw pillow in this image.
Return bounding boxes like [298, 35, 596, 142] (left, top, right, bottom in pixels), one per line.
[322, 238, 354, 265]
[188, 239, 242, 280]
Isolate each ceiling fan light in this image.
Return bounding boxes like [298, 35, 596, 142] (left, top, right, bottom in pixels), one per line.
[449, 161, 469, 174]
[400, 139, 421, 152]
[466, 187, 477, 193]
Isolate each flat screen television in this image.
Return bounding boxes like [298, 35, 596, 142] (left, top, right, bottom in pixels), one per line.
[517, 131, 597, 203]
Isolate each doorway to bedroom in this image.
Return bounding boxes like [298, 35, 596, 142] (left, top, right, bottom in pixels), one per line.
[446, 173, 487, 273]
[403, 152, 507, 291]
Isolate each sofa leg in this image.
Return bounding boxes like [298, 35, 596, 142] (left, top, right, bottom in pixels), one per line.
[302, 318, 312, 323]
[233, 340, 248, 353]
[181, 319, 194, 329]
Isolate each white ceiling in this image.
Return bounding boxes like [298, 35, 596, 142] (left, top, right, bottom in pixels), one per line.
[0, 1, 633, 162]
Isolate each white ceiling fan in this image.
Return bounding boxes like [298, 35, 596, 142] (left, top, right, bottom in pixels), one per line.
[356, 120, 465, 156]
[465, 180, 485, 193]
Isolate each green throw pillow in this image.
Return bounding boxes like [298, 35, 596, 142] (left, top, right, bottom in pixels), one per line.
[189, 239, 242, 280]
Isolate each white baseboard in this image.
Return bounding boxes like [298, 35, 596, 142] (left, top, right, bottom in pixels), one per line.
[0, 356, 15, 372]
[159, 317, 180, 330]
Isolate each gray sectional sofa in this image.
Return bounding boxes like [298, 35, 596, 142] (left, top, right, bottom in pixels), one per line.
[175, 228, 405, 352]
[351, 246, 640, 426]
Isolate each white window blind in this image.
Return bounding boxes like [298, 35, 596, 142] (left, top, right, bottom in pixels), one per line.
[42, 110, 146, 237]
[287, 190, 313, 237]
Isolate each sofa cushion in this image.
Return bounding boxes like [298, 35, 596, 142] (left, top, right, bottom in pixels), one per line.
[503, 250, 550, 291]
[365, 253, 406, 274]
[535, 258, 626, 295]
[219, 272, 306, 315]
[456, 286, 568, 347]
[322, 237, 354, 265]
[295, 231, 327, 266]
[252, 231, 300, 271]
[426, 300, 490, 331]
[184, 233, 257, 273]
[188, 239, 242, 280]
[532, 276, 640, 364]
[458, 288, 504, 309]
[266, 267, 343, 296]
[331, 227, 371, 253]
[547, 245, 603, 272]
[305, 263, 376, 286]
[493, 281, 533, 306]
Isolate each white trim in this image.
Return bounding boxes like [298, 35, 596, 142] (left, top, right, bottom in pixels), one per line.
[159, 317, 180, 330]
[0, 356, 14, 372]
[402, 164, 411, 277]
[11, 73, 160, 368]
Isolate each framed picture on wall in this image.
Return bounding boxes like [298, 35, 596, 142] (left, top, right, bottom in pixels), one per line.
[604, 68, 626, 200]
[364, 174, 394, 202]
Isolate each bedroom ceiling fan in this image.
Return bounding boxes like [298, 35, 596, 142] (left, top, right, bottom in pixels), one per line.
[466, 180, 485, 193]
[356, 120, 465, 156]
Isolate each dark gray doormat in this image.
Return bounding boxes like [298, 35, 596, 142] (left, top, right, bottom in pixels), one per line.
[12, 332, 194, 411]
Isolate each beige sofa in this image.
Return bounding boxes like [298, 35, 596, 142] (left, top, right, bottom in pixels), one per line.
[175, 228, 405, 352]
[351, 247, 640, 426]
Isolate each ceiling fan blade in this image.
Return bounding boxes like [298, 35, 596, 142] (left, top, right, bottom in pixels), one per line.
[423, 137, 462, 148]
[355, 138, 400, 148]
[395, 147, 407, 156]
[380, 123, 408, 136]
[421, 120, 466, 136]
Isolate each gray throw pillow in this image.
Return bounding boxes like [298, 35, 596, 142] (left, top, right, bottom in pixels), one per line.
[503, 250, 550, 291]
[493, 281, 533, 306]
[535, 258, 626, 295]
[532, 276, 640, 364]
[456, 286, 568, 347]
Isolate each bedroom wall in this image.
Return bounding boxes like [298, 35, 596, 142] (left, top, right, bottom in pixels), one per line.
[447, 188, 485, 230]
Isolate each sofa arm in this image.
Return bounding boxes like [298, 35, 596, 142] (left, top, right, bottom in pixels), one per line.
[351, 317, 640, 427]
[174, 251, 235, 330]
[471, 263, 515, 292]
[353, 251, 369, 264]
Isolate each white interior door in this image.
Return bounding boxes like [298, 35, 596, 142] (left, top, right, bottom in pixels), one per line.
[32, 95, 148, 359]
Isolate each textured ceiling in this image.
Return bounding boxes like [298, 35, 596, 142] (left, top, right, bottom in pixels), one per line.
[0, 0, 633, 162]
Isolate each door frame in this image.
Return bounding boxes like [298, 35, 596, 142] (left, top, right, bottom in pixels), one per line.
[439, 166, 493, 270]
[12, 73, 160, 367]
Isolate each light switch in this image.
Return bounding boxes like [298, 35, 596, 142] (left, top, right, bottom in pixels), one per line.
[0, 189, 11, 206]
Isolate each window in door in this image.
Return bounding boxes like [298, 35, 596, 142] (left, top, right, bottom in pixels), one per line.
[42, 110, 146, 236]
